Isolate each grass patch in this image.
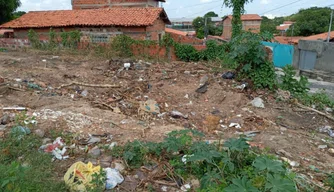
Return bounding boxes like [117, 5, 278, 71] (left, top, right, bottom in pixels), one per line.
[0, 133, 67, 191]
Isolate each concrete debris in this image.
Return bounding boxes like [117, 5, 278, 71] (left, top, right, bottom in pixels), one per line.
[229, 123, 241, 129]
[88, 146, 101, 157]
[250, 97, 265, 108]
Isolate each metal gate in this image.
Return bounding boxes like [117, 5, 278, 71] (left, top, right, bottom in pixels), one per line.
[299, 50, 317, 70]
[262, 42, 294, 68]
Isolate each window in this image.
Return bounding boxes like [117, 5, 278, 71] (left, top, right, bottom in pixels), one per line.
[90, 35, 109, 43]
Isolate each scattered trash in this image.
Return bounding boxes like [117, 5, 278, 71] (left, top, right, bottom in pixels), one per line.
[222, 71, 235, 79]
[64, 162, 101, 191]
[28, 83, 42, 90]
[281, 157, 300, 167]
[42, 59, 47, 62]
[318, 145, 328, 149]
[40, 137, 69, 160]
[242, 131, 260, 137]
[124, 63, 131, 70]
[139, 99, 160, 114]
[3, 107, 26, 111]
[325, 108, 333, 113]
[229, 123, 241, 129]
[236, 83, 247, 91]
[161, 186, 168, 192]
[181, 184, 191, 192]
[196, 84, 208, 93]
[105, 168, 124, 190]
[170, 111, 188, 119]
[108, 142, 118, 150]
[184, 94, 189, 99]
[11, 126, 31, 136]
[319, 126, 334, 137]
[81, 89, 88, 97]
[182, 154, 194, 164]
[250, 97, 265, 108]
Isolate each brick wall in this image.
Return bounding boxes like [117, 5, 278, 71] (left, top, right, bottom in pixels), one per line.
[12, 17, 165, 42]
[167, 32, 204, 45]
[0, 38, 30, 49]
[222, 18, 261, 40]
[72, 0, 159, 9]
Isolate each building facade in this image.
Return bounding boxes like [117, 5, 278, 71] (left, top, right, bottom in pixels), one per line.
[72, 0, 165, 9]
[222, 14, 262, 40]
[0, 8, 170, 42]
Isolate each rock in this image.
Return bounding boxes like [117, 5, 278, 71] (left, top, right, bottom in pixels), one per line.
[42, 138, 52, 144]
[317, 77, 323, 81]
[12, 84, 19, 88]
[325, 108, 333, 113]
[196, 84, 208, 93]
[88, 146, 101, 157]
[34, 129, 45, 138]
[280, 127, 288, 132]
[87, 136, 101, 145]
[184, 71, 191, 75]
[250, 97, 265, 108]
[276, 149, 292, 158]
[36, 81, 47, 88]
[0, 114, 9, 125]
[328, 148, 334, 155]
[318, 145, 328, 149]
[191, 179, 200, 189]
[170, 111, 188, 119]
[112, 161, 126, 173]
[199, 75, 209, 87]
[0, 125, 6, 131]
[100, 156, 113, 168]
[204, 115, 220, 131]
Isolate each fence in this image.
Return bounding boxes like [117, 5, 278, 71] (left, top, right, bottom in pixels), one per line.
[262, 41, 294, 68]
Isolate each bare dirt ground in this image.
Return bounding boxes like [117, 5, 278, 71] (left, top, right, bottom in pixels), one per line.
[0, 50, 333, 190]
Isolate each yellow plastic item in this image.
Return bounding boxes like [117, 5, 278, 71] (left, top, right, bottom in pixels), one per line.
[64, 161, 101, 191]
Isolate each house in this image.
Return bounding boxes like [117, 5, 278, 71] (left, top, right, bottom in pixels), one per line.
[0, 8, 171, 42]
[167, 18, 195, 31]
[0, 29, 14, 38]
[72, 0, 165, 9]
[165, 28, 203, 45]
[291, 31, 334, 44]
[276, 21, 294, 36]
[274, 36, 303, 45]
[222, 14, 262, 40]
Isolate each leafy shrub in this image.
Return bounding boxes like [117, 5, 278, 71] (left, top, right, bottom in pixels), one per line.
[111, 130, 298, 191]
[300, 91, 334, 110]
[111, 35, 135, 57]
[175, 43, 200, 62]
[229, 32, 277, 89]
[280, 65, 309, 97]
[200, 40, 227, 61]
[28, 29, 41, 49]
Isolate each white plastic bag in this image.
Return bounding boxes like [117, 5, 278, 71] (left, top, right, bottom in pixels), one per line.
[105, 168, 124, 190]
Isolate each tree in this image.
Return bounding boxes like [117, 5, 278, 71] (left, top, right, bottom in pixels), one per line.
[13, 11, 26, 19]
[223, 0, 253, 38]
[192, 12, 222, 39]
[260, 16, 285, 34]
[286, 7, 333, 36]
[0, 0, 21, 24]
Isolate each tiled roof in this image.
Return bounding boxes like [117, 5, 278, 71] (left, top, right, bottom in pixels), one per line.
[225, 14, 262, 21]
[274, 36, 303, 44]
[0, 7, 170, 29]
[276, 25, 291, 31]
[302, 31, 334, 41]
[165, 28, 188, 36]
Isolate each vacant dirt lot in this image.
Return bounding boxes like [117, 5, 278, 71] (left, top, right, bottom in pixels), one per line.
[0, 50, 333, 190]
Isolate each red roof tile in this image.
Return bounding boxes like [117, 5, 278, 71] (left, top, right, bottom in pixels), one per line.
[274, 36, 303, 44]
[165, 28, 187, 36]
[302, 31, 334, 41]
[0, 7, 170, 29]
[276, 25, 291, 31]
[225, 14, 262, 21]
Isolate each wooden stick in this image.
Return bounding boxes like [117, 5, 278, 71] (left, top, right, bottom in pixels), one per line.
[297, 103, 334, 121]
[8, 86, 26, 92]
[153, 180, 178, 186]
[57, 81, 121, 89]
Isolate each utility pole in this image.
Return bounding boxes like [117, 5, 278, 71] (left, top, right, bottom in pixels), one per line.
[327, 9, 333, 43]
[204, 17, 208, 39]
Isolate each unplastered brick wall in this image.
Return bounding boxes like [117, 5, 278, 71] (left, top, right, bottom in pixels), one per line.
[0, 38, 30, 49]
[72, 0, 158, 9]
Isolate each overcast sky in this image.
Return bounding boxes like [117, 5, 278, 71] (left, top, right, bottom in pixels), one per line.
[18, 0, 333, 19]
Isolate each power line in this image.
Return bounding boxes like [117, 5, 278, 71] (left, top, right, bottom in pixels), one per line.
[260, 0, 304, 15]
[165, 0, 222, 11]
